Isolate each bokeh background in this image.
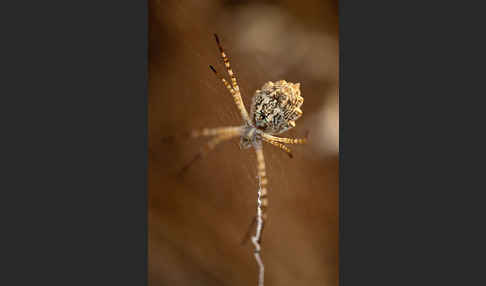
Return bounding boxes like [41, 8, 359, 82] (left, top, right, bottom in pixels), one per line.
[149, 0, 338, 285]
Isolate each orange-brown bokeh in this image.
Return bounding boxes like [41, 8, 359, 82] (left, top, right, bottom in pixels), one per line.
[149, 1, 338, 285]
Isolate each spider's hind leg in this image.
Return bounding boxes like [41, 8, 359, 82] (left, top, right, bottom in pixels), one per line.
[211, 34, 251, 123]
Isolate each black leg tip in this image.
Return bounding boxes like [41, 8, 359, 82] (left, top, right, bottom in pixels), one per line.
[209, 65, 217, 74]
[214, 34, 223, 52]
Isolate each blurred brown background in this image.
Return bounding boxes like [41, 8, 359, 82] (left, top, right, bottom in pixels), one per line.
[149, 0, 338, 285]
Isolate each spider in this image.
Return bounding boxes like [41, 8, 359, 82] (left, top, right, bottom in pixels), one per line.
[171, 35, 308, 285]
[178, 34, 308, 238]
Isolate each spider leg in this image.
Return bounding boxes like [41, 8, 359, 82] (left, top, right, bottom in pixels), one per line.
[191, 126, 242, 138]
[208, 65, 249, 123]
[209, 65, 234, 94]
[178, 131, 240, 176]
[214, 34, 240, 91]
[213, 34, 250, 123]
[261, 137, 293, 158]
[243, 137, 299, 244]
[162, 126, 242, 145]
[261, 131, 309, 145]
[253, 145, 268, 244]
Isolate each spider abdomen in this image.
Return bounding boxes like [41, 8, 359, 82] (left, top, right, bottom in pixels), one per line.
[250, 80, 304, 134]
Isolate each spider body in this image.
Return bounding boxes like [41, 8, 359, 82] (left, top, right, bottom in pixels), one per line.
[251, 80, 304, 135]
[240, 80, 304, 149]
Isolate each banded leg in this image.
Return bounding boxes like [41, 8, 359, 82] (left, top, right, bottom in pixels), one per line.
[252, 145, 267, 286]
[261, 137, 293, 158]
[243, 140, 291, 245]
[191, 126, 242, 138]
[209, 65, 235, 95]
[179, 131, 240, 176]
[261, 132, 309, 145]
[162, 126, 241, 144]
[213, 34, 250, 123]
[208, 65, 249, 122]
[214, 34, 239, 91]
[253, 146, 268, 243]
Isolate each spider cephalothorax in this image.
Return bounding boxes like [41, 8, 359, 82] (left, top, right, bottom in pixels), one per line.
[239, 125, 260, 149]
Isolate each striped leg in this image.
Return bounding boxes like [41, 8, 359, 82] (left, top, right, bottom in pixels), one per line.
[214, 34, 239, 91]
[208, 65, 249, 123]
[162, 126, 241, 144]
[252, 145, 267, 286]
[178, 131, 240, 176]
[261, 137, 293, 158]
[209, 65, 235, 95]
[261, 132, 309, 145]
[242, 140, 291, 245]
[213, 34, 250, 123]
[191, 126, 242, 138]
[253, 146, 268, 243]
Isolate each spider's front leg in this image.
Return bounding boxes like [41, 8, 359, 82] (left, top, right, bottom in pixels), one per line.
[209, 34, 251, 124]
[208, 65, 250, 124]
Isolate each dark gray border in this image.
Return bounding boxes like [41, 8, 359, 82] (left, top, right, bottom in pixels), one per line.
[341, 0, 486, 285]
[1, 1, 147, 285]
[3, 0, 484, 284]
